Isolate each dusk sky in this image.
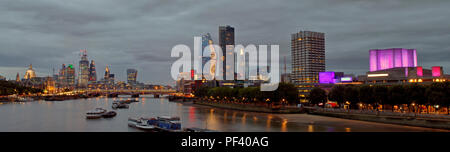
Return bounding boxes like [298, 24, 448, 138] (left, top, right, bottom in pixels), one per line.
[0, 0, 449, 85]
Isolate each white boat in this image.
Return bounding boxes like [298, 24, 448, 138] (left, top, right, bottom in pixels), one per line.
[128, 117, 156, 131]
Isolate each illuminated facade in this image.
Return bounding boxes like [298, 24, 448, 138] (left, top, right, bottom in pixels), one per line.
[24, 64, 36, 80]
[369, 48, 417, 72]
[291, 31, 325, 97]
[78, 49, 90, 87]
[88, 60, 97, 83]
[319, 72, 335, 84]
[16, 73, 20, 82]
[360, 66, 447, 84]
[103, 66, 115, 86]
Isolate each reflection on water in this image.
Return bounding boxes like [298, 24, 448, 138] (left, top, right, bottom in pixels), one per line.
[0, 97, 445, 132]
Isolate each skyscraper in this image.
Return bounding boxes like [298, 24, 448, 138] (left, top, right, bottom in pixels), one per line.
[89, 60, 97, 83]
[127, 69, 138, 85]
[291, 31, 325, 97]
[65, 64, 76, 87]
[201, 33, 216, 79]
[78, 49, 89, 87]
[219, 25, 235, 80]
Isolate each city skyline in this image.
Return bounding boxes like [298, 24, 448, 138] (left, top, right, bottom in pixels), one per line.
[1, 0, 450, 84]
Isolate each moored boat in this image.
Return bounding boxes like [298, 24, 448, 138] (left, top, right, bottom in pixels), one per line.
[128, 117, 156, 131]
[86, 108, 107, 119]
[112, 102, 129, 109]
[146, 117, 182, 132]
[102, 111, 117, 118]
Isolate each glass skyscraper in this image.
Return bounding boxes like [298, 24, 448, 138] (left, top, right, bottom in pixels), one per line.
[201, 33, 215, 79]
[88, 60, 97, 83]
[219, 25, 235, 80]
[78, 49, 89, 87]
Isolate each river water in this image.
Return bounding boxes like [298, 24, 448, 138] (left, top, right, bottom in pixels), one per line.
[0, 96, 446, 132]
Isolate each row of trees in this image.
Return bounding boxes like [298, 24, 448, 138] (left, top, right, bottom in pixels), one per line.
[0, 80, 43, 96]
[309, 82, 450, 112]
[194, 83, 299, 105]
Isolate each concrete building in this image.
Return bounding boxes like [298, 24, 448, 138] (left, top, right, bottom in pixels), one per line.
[291, 31, 325, 98]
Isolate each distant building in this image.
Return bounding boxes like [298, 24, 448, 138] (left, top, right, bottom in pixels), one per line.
[24, 64, 36, 80]
[281, 73, 291, 83]
[219, 25, 235, 80]
[0, 75, 5, 81]
[291, 31, 325, 98]
[127, 68, 138, 85]
[201, 33, 216, 80]
[66, 64, 76, 87]
[103, 66, 115, 86]
[44, 76, 56, 94]
[88, 60, 97, 83]
[58, 64, 76, 88]
[369, 48, 417, 72]
[359, 66, 448, 84]
[16, 73, 20, 82]
[78, 49, 89, 87]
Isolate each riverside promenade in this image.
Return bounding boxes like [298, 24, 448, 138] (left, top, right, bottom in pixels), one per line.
[307, 107, 450, 130]
[193, 100, 304, 114]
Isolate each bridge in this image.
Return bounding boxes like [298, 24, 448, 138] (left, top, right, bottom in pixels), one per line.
[74, 89, 177, 98]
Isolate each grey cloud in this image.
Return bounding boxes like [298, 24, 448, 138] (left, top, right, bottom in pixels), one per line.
[0, 0, 449, 84]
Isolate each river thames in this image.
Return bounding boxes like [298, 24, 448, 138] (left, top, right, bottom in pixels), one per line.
[0, 96, 446, 132]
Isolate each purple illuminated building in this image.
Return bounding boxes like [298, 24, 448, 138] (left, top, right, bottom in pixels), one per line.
[369, 48, 417, 72]
[319, 72, 335, 84]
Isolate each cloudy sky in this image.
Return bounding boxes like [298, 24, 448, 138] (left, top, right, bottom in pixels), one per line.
[0, 0, 449, 85]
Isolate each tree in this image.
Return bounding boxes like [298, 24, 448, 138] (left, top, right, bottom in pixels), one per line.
[359, 85, 374, 107]
[309, 87, 327, 107]
[328, 85, 346, 106]
[193, 86, 209, 98]
[373, 85, 388, 110]
[344, 85, 359, 109]
[406, 84, 426, 113]
[275, 83, 299, 105]
[388, 85, 407, 112]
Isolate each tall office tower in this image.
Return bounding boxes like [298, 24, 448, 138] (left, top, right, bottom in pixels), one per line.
[369, 48, 417, 72]
[291, 31, 325, 97]
[65, 64, 76, 87]
[78, 49, 89, 87]
[201, 33, 216, 79]
[127, 68, 138, 85]
[219, 25, 235, 80]
[88, 60, 97, 83]
[59, 64, 67, 87]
